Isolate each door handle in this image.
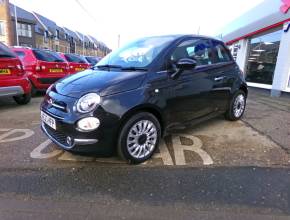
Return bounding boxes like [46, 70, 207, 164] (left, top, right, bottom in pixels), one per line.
[214, 76, 225, 81]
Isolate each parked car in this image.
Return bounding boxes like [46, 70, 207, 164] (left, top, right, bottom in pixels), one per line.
[41, 35, 247, 164]
[12, 47, 69, 95]
[59, 53, 90, 74]
[0, 43, 31, 105]
[83, 56, 100, 67]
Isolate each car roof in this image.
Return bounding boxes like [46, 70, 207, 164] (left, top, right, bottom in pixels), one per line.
[151, 34, 222, 42]
[137, 34, 220, 43]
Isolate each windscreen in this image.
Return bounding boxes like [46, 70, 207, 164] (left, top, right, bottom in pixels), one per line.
[64, 54, 87, 63]
[85, 56, 98, 64]
[33, 49, 62, 62]
[97, 36, 175, 68]
[45, 51, 66, 62]
[0, 43, 16, 58]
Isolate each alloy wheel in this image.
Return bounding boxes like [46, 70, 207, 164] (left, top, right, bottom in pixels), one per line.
[126, 120, 157, 159]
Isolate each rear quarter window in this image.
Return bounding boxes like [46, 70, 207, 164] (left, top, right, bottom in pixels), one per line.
[212, 41, 232, 63]
[14, 51, 26, 59]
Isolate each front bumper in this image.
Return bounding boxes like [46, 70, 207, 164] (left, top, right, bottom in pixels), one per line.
[0, 86, 24, 97]
[40, 91, 120, 154]
[41, 122, 98, 150]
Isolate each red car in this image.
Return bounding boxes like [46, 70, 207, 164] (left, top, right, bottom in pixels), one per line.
[0, 43, 31, 105]
[12, 47, 69, 94]
[59, 53, 90, 74]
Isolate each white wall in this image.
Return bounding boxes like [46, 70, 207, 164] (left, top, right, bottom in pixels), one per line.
[271, 23, 290, 96]
[220, 0, 290, 43]
[235, 39, 249, 72]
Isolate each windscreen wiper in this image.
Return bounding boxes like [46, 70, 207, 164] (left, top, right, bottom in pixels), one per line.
[121, 67, 148, 71]
[94, 64, 123, 70]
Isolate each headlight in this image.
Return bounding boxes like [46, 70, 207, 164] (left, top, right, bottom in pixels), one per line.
[77, 117, 100, 132]
[76, 93, 101, 113]
[46, 84, 54, 95]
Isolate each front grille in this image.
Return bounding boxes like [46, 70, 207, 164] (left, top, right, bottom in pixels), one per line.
[39, 77, 61, 84]
[47, 97, 68, 112]
[44, 124, 69, 147]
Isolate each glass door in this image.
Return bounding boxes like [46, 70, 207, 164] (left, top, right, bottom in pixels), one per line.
[245, 29, 282, 85]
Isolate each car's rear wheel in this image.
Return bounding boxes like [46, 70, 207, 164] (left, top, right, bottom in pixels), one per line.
[31, 84, 37, 96]
[225, 90, 246, 121]
[13, 92, 31, 105]
[117, 112, 161, 164]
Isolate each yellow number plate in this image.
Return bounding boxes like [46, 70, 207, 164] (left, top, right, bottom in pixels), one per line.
[0, 69, 11, 75]
[49, 68, 63, 73]
[75, 68, 85, 71]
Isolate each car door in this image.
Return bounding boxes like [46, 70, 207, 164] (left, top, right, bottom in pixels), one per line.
[208, 40, 238, 112]
[167, 38, 216, 126]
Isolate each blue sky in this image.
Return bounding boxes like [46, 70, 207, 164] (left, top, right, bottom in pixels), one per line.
[10, 0, 265, 49]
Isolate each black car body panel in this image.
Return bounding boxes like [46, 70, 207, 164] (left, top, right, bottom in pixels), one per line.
[55, 69, 147, 98]
[41, 35, 247, 155]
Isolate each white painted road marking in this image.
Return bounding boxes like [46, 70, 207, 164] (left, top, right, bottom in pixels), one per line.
[147, 139, 174, 165]
[58, 152, 94, 162]
[29, 134, 213, 166]
[0, 129, 35, 143]
[172, 134, 213, 165]
[30, 139, 63, 159]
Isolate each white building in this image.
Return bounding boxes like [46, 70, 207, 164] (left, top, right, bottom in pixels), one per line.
[218, 0, 290, 96]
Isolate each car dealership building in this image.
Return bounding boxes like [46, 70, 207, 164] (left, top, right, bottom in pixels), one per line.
[218, 0, 290, 96]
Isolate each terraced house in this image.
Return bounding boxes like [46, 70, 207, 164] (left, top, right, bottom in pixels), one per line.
[32, 12, 70, 52]
[9, 4, 36, 47]
[0, 0, 110, 56]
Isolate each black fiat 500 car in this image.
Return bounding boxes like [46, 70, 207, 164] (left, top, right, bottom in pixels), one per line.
[41, 35, 247, 164]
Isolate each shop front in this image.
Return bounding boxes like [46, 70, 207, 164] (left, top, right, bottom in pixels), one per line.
[219, 0, 290, 96]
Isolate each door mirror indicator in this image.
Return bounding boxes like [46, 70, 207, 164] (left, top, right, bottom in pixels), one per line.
[170, 58, 197, 79]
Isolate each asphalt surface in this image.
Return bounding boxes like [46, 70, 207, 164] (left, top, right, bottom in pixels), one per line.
[0, 88, 290, 219]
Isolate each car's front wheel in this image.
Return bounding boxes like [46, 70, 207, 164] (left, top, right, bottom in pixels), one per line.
[117, 112, 161, 164]
[225, 90, 246, 121]
[13, 93, 31, 105]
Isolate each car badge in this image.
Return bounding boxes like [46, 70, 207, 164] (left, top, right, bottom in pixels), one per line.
[47, 98, 53, 106]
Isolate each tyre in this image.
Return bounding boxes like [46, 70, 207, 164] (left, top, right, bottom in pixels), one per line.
[117, 112, 161, 164]
[225, 90, 246, 121]
[31, 84, 37, 96]
[13, 92, 31, 105]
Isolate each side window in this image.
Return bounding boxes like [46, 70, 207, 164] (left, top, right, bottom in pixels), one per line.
[212, 41, 232, 63]
[171, 39, 214, 66]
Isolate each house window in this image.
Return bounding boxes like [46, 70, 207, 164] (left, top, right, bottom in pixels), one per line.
[0, 21, 5, 36]
[44, 31, 49, 43]
[55, 30, 59, 40]
[17, 23, 32, 38]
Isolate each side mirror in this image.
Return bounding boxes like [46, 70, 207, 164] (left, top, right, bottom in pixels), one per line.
[170, 58, 197, 79]
[176, 58, 197, 70]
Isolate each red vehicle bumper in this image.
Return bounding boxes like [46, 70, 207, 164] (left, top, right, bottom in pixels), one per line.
[0, 76, 31, 97]
[27, 71, 67, 90]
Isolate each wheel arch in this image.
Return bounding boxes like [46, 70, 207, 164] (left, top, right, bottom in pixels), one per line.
[239, 84, 248, 97]
[118, 104, 164, 136]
